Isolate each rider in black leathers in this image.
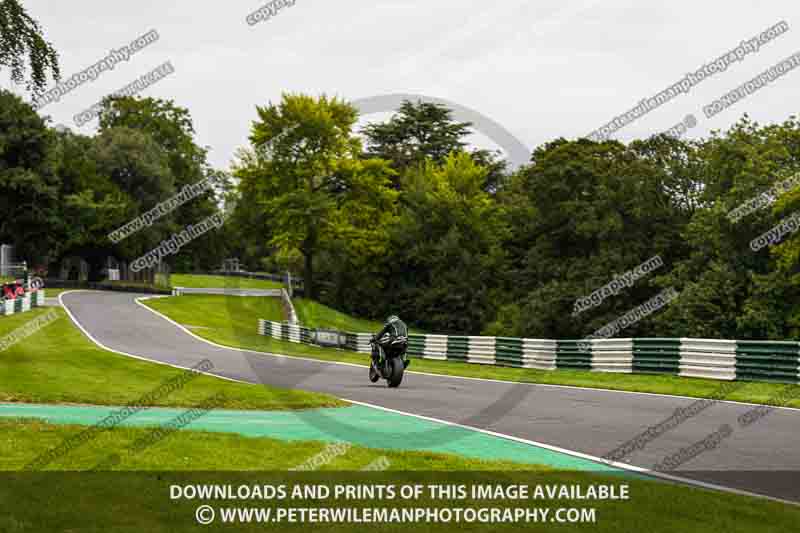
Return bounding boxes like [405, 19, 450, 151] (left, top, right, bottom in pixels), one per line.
[371, 315, 410, 369]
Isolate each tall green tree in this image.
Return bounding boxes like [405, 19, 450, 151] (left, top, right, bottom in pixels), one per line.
[98, 97, 231, 271]
[0, 0, 59, 100]
[361, 100, 508, 191]
[362, 100, 471, 170]
[0, 89, 60, 264]
[51, 127, 131, 274]
[651, 116, 800, 339]
[87, 126, 175, 277]
[384, 152, 508, 333]
[490, 136, 697, 338]
[237, 93, 397, 299]
[227, 147, 275, 271]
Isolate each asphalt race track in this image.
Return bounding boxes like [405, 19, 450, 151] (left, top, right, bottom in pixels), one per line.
[61, 291, 800, 503]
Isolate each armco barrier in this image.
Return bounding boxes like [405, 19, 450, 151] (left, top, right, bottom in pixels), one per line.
[633, 338, 681, 375]
[736, 340, 800, 383]
[678, 339, 737, 381]
[255, 319, 800, 384]
[345, 333, 372, 354]
[590, 339, 633, 373]
[257, 319, 313, 345]
[173, 287, 282, 297]
[408, 334, 448, 360]
[556, 340, 592, 370]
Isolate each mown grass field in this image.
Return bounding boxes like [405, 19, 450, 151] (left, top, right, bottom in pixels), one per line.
[171, 274, 283, 290]
[145, 295, 800, 409]
[0, 307, 344, 410]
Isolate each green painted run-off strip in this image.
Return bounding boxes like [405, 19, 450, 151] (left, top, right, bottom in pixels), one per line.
[0, 403, 623, 473]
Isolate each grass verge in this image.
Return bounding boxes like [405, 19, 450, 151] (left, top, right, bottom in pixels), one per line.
[171, 274, 283, 290]
[40, 288, 69, 298]
[294, 299, 384, 332]
[294, 299, 425, 334]
[0, 418, 548, 471]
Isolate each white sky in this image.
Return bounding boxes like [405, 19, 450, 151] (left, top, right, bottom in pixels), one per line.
[7, 0, 800, 170]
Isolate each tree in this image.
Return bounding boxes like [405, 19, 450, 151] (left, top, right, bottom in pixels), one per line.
[650, 116, 800, 339]
[237, 93, 398, 299]
[86, 126, 176, 277]
[51, 127, 131, 276]
[362, 100, 470, 168]
[227, 147, 276, 271]
[0, 89, 60, 264]
[0, 0, 59, 100]
[98, 97, 230, 271]
[490, 137, 696, 338]
[382, 152, 508, 333]
[361, 99, 508, 191]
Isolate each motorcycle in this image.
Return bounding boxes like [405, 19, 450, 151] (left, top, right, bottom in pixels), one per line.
[369, 334, 409, 388]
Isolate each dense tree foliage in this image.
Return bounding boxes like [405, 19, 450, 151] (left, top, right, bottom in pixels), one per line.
[362, 100, 508, 192]
[5, 82, 800, 340]
[331, 107, 800, 338]
[0, 91, 228, 278]
[0, 0, 59, 100]
[233, 94, 397, 299]
[649, 116, 800, 340]
[383, 153, 508, 333]
[0, 90, 59, 262]
[487, 136, 699, 338]
[99, 97, 230, 271]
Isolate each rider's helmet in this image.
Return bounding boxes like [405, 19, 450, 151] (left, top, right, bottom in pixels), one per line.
[385, 315, 400, 325]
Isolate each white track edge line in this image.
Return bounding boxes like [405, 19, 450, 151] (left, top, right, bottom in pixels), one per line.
[57, 291, 249, 385]
[134, 296, 370, 370]
[342, 398, 800, 507]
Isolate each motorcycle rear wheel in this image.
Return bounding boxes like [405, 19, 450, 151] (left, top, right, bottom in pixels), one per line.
[387, 357, 404, 388]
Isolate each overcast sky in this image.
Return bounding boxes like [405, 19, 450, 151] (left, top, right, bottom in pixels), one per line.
[7, 0, 800, 170]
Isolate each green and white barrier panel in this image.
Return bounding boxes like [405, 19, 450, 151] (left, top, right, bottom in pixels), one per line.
[678, 339, 737, 381]
[258, 320, 367, 351]
[345, 333, 372, 354]
[588, 339, 634, 373]
[257, 318, 800, 383]
[257, 319, 311, 344]
[633, 338, 682, 374]
[492, 338, 557, 370]
[556, 340, 593, 370]
[736, 340, 800, 383]
[410, 335, 485, 364]
[407, 334, 448, 360]
[1, 290, 44, 317]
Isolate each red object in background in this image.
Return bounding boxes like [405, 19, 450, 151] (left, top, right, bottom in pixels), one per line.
[15, 285, 25, 297]
[3, 285, 15, 300]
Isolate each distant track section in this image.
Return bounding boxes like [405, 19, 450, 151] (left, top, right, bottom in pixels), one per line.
[172, 287, 282, 297]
